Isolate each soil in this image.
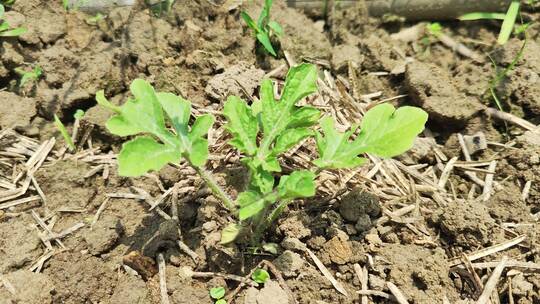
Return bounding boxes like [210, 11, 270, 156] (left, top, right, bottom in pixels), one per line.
[1, 1, 540, 304]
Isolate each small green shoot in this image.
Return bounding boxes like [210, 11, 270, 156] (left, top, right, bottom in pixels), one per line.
[458, 1, 521, 45]
[209, 287, 227, 304]
[74, 109, 85, 120]
[241, 0, 283, 56]
[251, 268, 270, 284]
[86, 13, 105, 25]
[15, 66, 42, 88]
[54, 115, 76, 151]
[0, 4, 27, 37]
[420, 22, 442, 56]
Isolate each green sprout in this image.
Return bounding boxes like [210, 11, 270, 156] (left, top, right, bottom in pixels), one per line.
[14, 66, 42, 88]
[96, 64, 427, 245]
[209, 287, 227, 304]
[459, 1, 521, 45]
[251, 269, 270, 284]
[420, 22, 442, 56]
[0, 4, 27, 37]
[241, 0, 283, 57]
[54, 115, 76, 151]
[86, 13, 105, 25]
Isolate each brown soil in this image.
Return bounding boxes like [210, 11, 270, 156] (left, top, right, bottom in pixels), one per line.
[1, 1, 540, 304]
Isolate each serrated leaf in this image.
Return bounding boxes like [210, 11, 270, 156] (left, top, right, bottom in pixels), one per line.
[277, 171, 316, 200]
[314, 103, 428, 169]
[99, 79, 213, 176]
[258, 64, 318, 162]
[287, 106, 320, 128]
[273, 128, 312, 155]
[223, 96, 259, 156]
[118, 136, 181, 177]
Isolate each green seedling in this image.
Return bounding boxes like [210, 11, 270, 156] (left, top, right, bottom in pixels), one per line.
[15, 66, 42, 88]
[86, 13, 105, 25]
[241, 0, 283, 56]
[97, 64, 427, 245]
[459, 1, 520, 45]
[251, 268, 270, 284]
[147, 0, 175, 16]
[209, 287, 227, 304]
[0, 4, 26, 37]
[54, 115, 76, 151]
[420, 22, 442, 56]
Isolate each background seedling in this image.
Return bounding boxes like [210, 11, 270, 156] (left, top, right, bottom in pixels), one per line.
[98, 64, 427, 246]
[0, 4, 27, 37]
[54, 115, 76, 151]
[459, 1, 521, 45]
[209, 286, 227, 304]
[251, 268, 269, 284]
[15, 66, 42, 88]
[241, 0, 283, 56]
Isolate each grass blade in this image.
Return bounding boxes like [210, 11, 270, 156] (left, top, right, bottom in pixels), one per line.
[459, 12, 506, 21]
[497, 1, 520, 45]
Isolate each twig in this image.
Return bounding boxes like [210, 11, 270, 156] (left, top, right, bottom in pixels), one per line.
[189, 270, 257, 287]
[0, 195, 40, 210]
[157, 253, 171, 304]
[354, 264, 369, 304]
[43, 222, 85, 242]
[0, 275, 16, 295]
[485, 108, 538, 131]
[481, 161, 497, 202]
[438, 157, 458, 189]
[476, 256, 508, 304]
[387, 282, 409, 304]
[91, 197, 110, 228]
[357, 290, 394, 300]
[306, 248, 348, 297]
[449, 235, 526, 266]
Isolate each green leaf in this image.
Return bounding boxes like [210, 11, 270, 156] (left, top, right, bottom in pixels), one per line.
[252, 268, 270, 284]
[257, 0, 272, 28]
[223, 96, 259, 156]
[314, 103, 428, 169]
[73, 109, 85, 120]
[241, 11, 258, 32]
[98, 79, 214, 176]
[273, 128, 312, 155]
[0, 5, 4, 18]
[258, 64, 318, 160]
[268, 21, 283, 36]
[209, 287, 225, 300]
[220, 223, 242, 244]
[156, 92, 191, 136]
[0, 27, 26, 37]
[53, 115, 75, 151]
[459, 12, 506, 20]
[262, 243, 279, 254]
[287, 106, 320, 128]
[498, 1, 520, 45]
[239, 197, 265, 221]
[256, 32, 276, 56]
[353, 103, 428, 157]
[277, 171, 316, 200]
[216, 299, 227, 304]
[118, 136, 181, 177]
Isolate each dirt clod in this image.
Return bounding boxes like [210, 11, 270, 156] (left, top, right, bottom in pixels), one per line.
[273, 250, 305, 278]
[205, 62, 265, 101]
[0, 91, 37, 130]
[0, 270, 54, 303]
[84, 215, 122, 255]
[405, 61, 483, 128]
[321, 235, 353, 265]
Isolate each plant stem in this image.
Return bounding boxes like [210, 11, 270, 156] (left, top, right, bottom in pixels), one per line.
[193, 165, 235, 211]
[252, 199, 291, 245]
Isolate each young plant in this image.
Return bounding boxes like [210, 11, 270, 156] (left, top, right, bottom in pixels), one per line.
[15, 65, 42, 88]
[420, 22, 442, 56]
[54, 115, 76, 151]
[459, 0, 521, 45]
[241, 0, 283, 57]
[0, 4, 26, 37]
[97, 64, 428, 246]
[251, 268, 270, 284]
[209, 287, 227, 304]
